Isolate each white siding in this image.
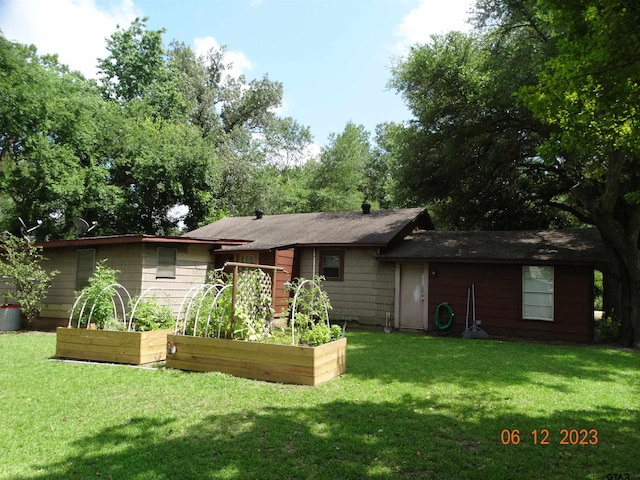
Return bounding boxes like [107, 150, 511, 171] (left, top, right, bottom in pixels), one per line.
[299, 247, 395, 326]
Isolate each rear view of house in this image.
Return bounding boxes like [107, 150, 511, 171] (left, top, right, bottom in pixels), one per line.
[20, 206, 607, 343]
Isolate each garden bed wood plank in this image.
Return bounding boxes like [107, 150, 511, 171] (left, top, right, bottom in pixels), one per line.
[56, 327, 171, 365]
[166, 335, 346, 386]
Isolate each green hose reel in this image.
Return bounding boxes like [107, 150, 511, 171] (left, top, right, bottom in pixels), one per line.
[435, 302, 455, 332]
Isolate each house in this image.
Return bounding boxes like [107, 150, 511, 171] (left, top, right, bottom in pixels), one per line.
[16, 207, 607, 343]
[17, 235, 218, 328]
[184, 207, 434, 321]
[185, 208, 607, 342]
[378, 228, 608, 342]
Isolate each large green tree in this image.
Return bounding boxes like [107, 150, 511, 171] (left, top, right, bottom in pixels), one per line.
[307, 122, 372, 212]
[0, 35, 121, 238]
[385, 30, 568, 229]
[167, 41, 313, 218]
[510, 0, 640, 346]
[98, 17, 187, 121]
[387, 0, 640, 345]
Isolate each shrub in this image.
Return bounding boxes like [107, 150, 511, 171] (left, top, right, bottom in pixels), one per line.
[595, 311, 620, 343]
[0, 234, 58, 323]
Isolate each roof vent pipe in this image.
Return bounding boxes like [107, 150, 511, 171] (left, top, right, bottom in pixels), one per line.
[361, 202, 371, 214]
[255, 209, 264, 219]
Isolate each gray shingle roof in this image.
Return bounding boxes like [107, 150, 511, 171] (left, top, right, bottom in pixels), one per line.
[379, 228, 608, 264]
[184, 208, 431, 250]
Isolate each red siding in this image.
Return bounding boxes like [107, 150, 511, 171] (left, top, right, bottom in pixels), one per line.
[427, 263, 593, 342]
[274, 249, 295, 315]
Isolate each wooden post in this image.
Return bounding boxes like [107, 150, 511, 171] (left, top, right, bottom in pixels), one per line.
[230, 264, 238, 336]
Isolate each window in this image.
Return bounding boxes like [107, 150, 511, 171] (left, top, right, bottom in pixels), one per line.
[157, 247, 177, 279]
[320, 251, 344, 281]
[523, 266, 554, 321]
[240, 254, 256, 264]
[75, 249, 96, 290]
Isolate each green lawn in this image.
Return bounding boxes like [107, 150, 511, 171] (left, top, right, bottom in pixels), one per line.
[0, 331, 638, 479]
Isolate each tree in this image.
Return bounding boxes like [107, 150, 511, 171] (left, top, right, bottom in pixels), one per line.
[387, 0, 640, 345]
[167, 39, 313, 218]
[98, 17, 186, 121]
[385, 30, 571, 229]
[510, 0, 640, 346]
[307, 122, 373, 212]
[0, 34, 121, 239]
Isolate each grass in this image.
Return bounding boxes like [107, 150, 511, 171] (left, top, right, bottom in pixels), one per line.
[0, 331, 638, 480]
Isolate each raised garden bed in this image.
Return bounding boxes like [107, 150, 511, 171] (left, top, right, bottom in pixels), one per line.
[56, 327, 171, 365]
[165, 334, 347, 386]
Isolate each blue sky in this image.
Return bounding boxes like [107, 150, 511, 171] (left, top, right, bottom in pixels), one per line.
[0, 0, 474, 148]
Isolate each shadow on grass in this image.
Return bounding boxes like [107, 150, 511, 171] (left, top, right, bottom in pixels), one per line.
[346, 332, 640, 391]
[14, 394, 640, 480]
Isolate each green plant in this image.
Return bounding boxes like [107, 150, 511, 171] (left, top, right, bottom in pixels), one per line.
[595, 310, 621, 343]
[330, 324, 343, 340]
[233, 268, 275, 340]
[184, 285, 233, 338]
[102, 317, 127, 331]
[594, 270, 603, 311]
[71, 260, 121, 329]
[0, 233, 59, 323]
[285, 275, 334, 344]
[183, 268, 275, 341]
[301, 323, 343, 346]
[130, 296, 174, 331]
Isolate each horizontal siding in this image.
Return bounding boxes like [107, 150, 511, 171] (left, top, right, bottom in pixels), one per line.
[40, 245, 144, 320]
[140, 244, 211, 314]
[299, 247, 394, 326]
[37, 243, 212, 322]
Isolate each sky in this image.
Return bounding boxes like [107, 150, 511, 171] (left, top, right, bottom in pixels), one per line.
[0, 0, 475, 148]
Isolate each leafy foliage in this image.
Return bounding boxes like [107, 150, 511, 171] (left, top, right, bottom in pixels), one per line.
[285, 276, 340, 345]
[183, 268, 274, 341]
[129, 296, 174, 331]
[595, 312, 621, 344]
[234, 268, 275, 340]
[0, 234, 58, 322]
[386, 0, 640, 345]
[71, 261, 121, 329]
[0, 20, 315, 238]
[307, 122, 372, 212]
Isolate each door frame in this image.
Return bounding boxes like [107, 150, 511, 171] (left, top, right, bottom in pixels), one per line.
[394, 262, 429, 331]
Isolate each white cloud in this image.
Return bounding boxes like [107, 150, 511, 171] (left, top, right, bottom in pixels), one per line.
[394, 0, 474, 49]
[0, 0, 141, 78]
[193, 36, 253, 80]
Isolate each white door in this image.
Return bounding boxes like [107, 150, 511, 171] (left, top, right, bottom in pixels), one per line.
[398, 263, 428, 330]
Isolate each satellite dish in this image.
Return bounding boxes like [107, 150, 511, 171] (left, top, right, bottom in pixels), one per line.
[73, 218, 98, 238]
[18, 217, 42, 241]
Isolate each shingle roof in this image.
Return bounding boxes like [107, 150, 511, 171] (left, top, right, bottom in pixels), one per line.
[183, 208, 431, 250]
[379, 228, 608, 265]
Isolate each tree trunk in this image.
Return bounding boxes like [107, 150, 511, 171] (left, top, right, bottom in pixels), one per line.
[598, 230, 640, 347]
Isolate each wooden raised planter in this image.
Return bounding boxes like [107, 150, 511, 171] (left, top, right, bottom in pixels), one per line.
[56, 327, 171, 365]
[166, 334, 347, 386]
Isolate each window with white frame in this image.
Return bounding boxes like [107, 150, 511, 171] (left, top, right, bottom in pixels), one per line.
[522, 266, 554, 321]
[75, 249, 96, 290]
[156, 247, 177, 279]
